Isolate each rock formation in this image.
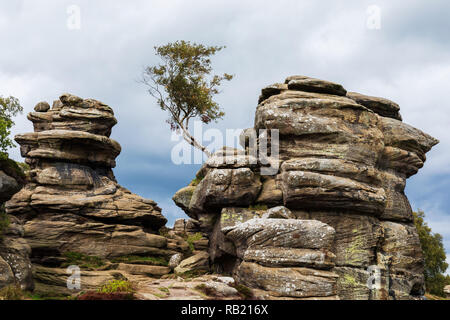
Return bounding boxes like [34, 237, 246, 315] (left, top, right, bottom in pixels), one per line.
[445, 285, 450, 298]
[174, 75, 439, 300]
[0, 159, 33, 291]
[4, 94, 195, 296]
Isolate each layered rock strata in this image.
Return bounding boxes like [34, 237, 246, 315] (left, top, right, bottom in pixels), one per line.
[5, 94, 193, 295]
[174, 75, 438, 300]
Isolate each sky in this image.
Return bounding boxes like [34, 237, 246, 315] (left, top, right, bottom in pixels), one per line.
[0, 0, 449, 273]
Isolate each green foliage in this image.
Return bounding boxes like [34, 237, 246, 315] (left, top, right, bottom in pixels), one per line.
[98, 280, 134, 294]
[62, 252, 105, 270]
[0, 285, 25, 300]
[111, 255, 168, 266]
[186, 232, 204, 252]
[0, 96, 23, 160]
[142, 40, 233, 156]
[413, 210, 449, 296]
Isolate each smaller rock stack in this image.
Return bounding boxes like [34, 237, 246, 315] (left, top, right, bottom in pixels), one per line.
[5, 94, 191, 295]
[7, 94, 169, 259]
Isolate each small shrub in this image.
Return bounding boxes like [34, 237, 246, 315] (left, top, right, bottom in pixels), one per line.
[189, 176, 203, 186]
[79, 280, 136, 301]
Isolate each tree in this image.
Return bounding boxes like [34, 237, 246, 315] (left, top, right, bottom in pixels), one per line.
[141, 40, 233, 157]
[0, 95, 23, 160]
[413, 210, 449, 296]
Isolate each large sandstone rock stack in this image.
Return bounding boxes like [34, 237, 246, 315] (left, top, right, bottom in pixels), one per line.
[4, 94, 193, 295]
[173, 75, 439, 300]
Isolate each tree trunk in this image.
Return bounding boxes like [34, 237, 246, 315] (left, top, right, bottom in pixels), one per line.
[179, 124, 212, 158]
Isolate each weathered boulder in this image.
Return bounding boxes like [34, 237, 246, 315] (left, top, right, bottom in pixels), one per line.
[225, 218, 335, 259]
[19, 212, 171, 260]
[34, 101, 50, 112]
[235, 262, 338, 298]
[168, 253, 183, 270]
[189, 168, 262, 215]
[0, 170, 21, 203]
[172, 186, 196, 214]
[219, 215, 338, 298]
[347, 92, 402, 121]
[285, 75, 347, 96]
